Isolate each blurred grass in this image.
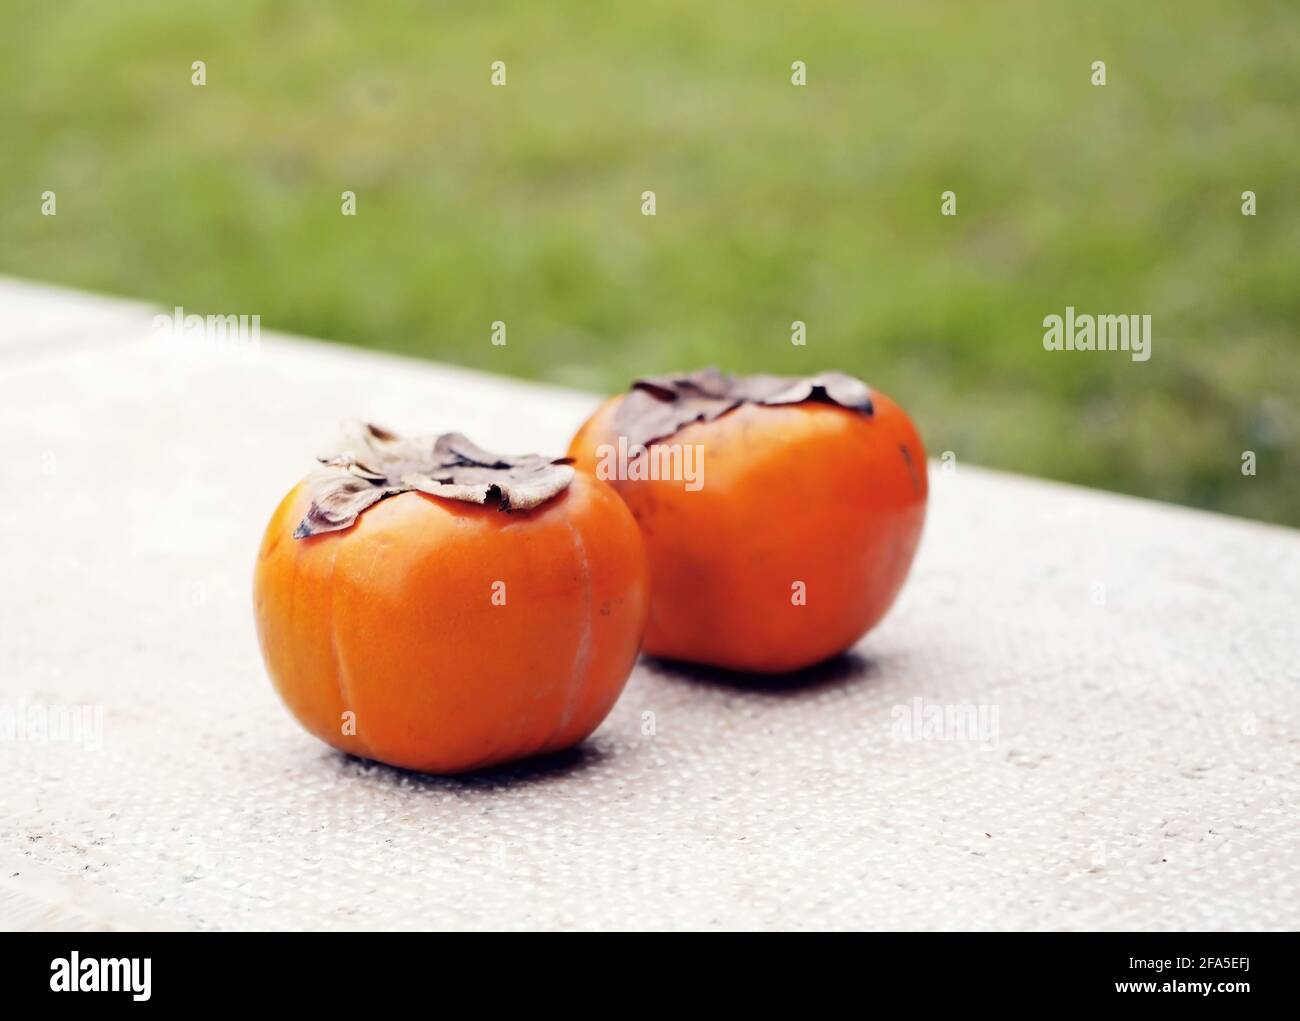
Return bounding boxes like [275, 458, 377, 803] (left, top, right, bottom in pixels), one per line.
[1, 0, 1296, 524]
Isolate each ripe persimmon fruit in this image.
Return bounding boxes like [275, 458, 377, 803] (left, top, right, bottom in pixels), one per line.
[254, 425, 648, 773]
[567, 369, 927, 673]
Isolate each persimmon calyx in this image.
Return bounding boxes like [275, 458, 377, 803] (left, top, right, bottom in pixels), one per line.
[293, 423, 575, 538]
[614, 367, 873, 448]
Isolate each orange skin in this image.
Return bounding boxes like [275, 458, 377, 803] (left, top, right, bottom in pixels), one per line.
[568, 392, 927, 673]
[253, 472, 648, 773]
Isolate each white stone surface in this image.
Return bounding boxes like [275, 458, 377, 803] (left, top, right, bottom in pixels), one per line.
[1, 276, 1296, 931]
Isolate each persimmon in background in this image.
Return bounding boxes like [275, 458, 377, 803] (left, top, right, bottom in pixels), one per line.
[568, 370, 927, 673]
[254, 426, 648, 773]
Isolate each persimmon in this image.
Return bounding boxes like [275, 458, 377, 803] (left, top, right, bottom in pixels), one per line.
[567, 369, 927, 673]
[254, 425, 648, 774]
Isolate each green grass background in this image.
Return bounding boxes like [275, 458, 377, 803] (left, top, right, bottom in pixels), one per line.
[2, 1, 1296, 524]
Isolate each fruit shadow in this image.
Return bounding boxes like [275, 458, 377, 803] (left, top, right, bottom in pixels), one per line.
[639, 649, 877, 696]
[331, 653, 876, 789]
[336, 742, 608, 792]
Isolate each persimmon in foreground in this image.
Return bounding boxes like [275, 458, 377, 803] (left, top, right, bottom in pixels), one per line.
[568, 369, 927, 673]
[254, 425, 648, 773]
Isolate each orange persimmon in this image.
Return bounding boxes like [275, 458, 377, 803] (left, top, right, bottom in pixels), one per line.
[254, 426, 648, 773]
[567, 369, 927, 673]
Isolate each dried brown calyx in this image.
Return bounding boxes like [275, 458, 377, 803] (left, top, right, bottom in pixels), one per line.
[612, 368, 873, 448]
[293, 424, 575, 538]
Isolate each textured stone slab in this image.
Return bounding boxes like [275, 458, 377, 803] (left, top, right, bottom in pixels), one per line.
[1, 277, 1296, 931]
[0, 276, 157, 353]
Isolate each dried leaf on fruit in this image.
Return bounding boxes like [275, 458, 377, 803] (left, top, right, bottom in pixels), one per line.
[612, 368, 872, 447]
[294, 424, 574, 538]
